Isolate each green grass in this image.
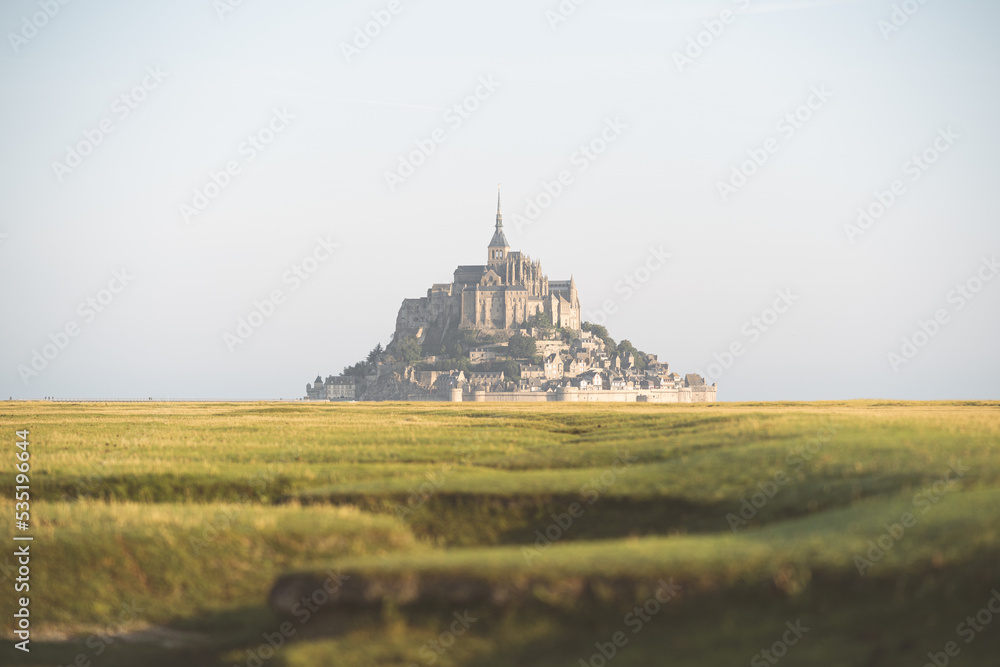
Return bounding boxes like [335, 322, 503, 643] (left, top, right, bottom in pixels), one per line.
[0, 501, 419, 633]
[1, 400, 999, 666]
[299, 487, 1000, 585]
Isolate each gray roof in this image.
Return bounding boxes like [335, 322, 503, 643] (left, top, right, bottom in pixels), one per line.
[454, 266, 486, 283]
[489, 229, 509, 248]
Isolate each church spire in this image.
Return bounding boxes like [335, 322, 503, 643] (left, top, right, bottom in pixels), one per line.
[488, 184, 509, 262]
[496, 184, 502, 231]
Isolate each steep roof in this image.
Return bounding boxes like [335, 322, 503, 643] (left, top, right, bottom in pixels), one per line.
[489, 228, 509, 248]
[685, 374, 706, 387]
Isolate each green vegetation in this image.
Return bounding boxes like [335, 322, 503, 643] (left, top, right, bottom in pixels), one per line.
[394, 336, 423, 366]
[1, 401, 998, 666]
[526, 312, 553, 332]
[615, 339, 649, 371]
[506, 333, 536, 360]
[578, 323, 650, 367]
[2, 502, 418, 631]
[342, 343, 386, 377]
[487, 358, 521, 381]
[422, 329, 505, 360]
[582, 321, 617, 355]
[418, 358, 473, 373]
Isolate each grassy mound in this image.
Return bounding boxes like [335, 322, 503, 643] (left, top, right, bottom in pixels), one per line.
[0, 501, 419, 634]
[274, 487, 1000, 607]
[266, 489, 1000, 666]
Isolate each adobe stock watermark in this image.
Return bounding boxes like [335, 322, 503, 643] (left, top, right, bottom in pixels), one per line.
[214, 0, 249, 21]
[384, 76, 500, 192]
[716, 85, 832, 202]
[853, 459, 968, 576]
[59, 462, 116, 501]
[522, 449, 637, 564]
[51, 66, 168, 182]
[407, 611, 478, 667]
[223, 235, 338, 352]
[510, 117, 628, 233]
[749, 620, 810, 666]
[577, 579, 682, 667]
[673, 0, 751, 73]
[919, 589, 1000, 667]
[59, 600, 145, 666]
[179, 107, 294, 224]
[393, 453, 475, 519]
[17, 269, 134, 385]
[844, 126, 958, 243]
[545, 0, 591, 31]
[727, 470, 789, 532]
[726, 420, 838, 532]
[340, 0, 412, 62]
[236, 569, 350, 667]
[394, 464, 451, 519]
[696, 288, 798, 384]
[7, 0, 73, 54]
[584, 245, 671, 327]
[887, 254, 997, 372]
[878, 0, 931, 40]
[188, 469, 277, 555]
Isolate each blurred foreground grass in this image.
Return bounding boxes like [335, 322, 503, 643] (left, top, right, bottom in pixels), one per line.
[0, 400, 998, 666]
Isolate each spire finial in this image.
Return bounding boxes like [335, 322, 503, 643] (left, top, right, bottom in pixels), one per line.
[496, 183, 502, 230]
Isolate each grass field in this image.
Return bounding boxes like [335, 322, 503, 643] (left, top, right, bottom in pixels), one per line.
[1, 401, 999, 666]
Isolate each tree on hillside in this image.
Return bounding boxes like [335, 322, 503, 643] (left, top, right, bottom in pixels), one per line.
[342, 361, 366, 377]
[617, 339, 649, 371]
[444, 357, 471, 373]
[497, 358, 521, 381]
[583, 321, 617, 354]
[582, 322, 608, 339]
[396, 336, 423, 365]
[529, 312, 553, 330]
[507, 333, 537, 359]
[366, 343, 384, 365]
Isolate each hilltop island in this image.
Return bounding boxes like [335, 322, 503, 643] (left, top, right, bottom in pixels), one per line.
[306, 192, 716, 403]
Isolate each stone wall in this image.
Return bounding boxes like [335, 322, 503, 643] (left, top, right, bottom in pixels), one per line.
[455, 386, 717, 403]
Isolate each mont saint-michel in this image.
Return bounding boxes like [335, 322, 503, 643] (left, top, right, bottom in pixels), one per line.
[306, 192, 717, 403]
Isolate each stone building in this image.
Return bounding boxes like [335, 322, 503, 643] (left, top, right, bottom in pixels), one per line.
[306, 375, 357, 401]
[467, 371, 505, 391]
[519, 363, 545, 379]
[395, 190, 581, 341]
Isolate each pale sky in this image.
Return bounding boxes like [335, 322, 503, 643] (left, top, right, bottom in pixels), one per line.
[1, 0, 998, 400]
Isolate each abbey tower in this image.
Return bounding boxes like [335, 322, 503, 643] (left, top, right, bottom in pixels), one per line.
[394, 189, 581, 341]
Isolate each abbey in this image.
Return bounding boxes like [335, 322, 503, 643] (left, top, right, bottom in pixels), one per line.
[305, 189, 716, 403]
[395, 191, 581, 339]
